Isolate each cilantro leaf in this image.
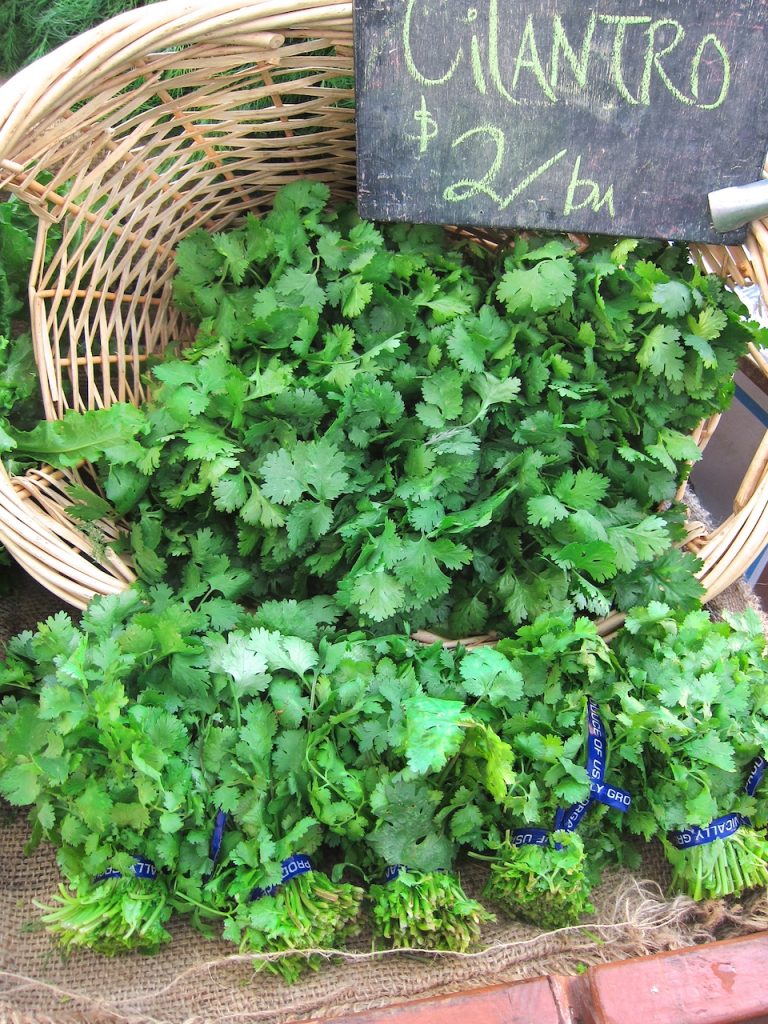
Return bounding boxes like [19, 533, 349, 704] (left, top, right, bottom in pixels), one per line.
[637, 325, 684, 381]
[496, 257, 576, 313]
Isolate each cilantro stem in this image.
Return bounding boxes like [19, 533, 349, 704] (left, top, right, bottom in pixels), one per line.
[173, 891, 229, 918]
[229, 680, 241, 730]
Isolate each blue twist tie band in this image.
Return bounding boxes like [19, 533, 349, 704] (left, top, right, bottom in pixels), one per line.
[210, 810, 227, 864]
[585, 697, 632, 812]
[384, 864, 405, 882]
[554, 799, 592, 834]
[250, 854, 313, 901]
[132, 859, 157, 879]
[669, 755, 765, 849]
[555, 698, 631, 832]
[669, 813, 751, 850]
[94, 858, 157, 883]
[745, 756, 766, 797]
[382, 864, 447, 881]
[94, 868, 123, 882]
[511, 828, 551, 848]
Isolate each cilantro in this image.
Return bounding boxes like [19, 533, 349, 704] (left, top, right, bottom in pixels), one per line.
[369, 868, 492, 951]
[496, 255, 576, 313]
[7, 187, 755, 636]
[486, 831, 594, 928]
[604, 604, 768, 897]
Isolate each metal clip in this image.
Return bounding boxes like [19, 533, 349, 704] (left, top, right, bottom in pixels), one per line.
[709, 178, 768, 233]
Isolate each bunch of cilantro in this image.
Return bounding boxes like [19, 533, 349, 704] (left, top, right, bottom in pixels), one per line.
[0, 587, 504, 966]
[1, 583, 608, 963]
[6, 181, 758, 633]
[605, 603, 768, 900]
[0, 591, 203, 952]
[0, 585, 371, 967]
[455, 614, 630, 926]
[3, 582, 768, 967]
[291, 634, 506, 950]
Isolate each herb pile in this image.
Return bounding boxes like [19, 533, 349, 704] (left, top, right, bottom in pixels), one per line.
[1, 183, 767, 975]
[6, 182, 756, 632]
[1, 585, 766, 970]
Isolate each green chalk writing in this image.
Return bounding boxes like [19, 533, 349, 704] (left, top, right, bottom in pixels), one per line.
[441, 130, 615, 221]
[600, 14, 652, 104]
[408, 95, 439, 155]
[401, 2, 733, 110]
[640, 19, 690, 106]
[564, 156, 616, 217]
[403, 0, 462, 86]
[691, 34, 731, 109]
[443, 126, 567, 208]
[550, 13, 597, 90]
[512, 14, 556, 102]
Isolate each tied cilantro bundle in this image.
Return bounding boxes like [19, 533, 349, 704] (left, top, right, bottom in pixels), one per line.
[6, 181, 759, 634]
[276, 635, 506, 953]
[457, 614, 628, 926]
[0, 590, 214, 875]
[368, 866, 492, 952]
[166, 617, 367, 981]
[222, 869, 364, 984]
[36, 867, 173, 956]
[485, 831, 592, 931]
[609, 603, 768, 900]
[0, 590, 211, 953]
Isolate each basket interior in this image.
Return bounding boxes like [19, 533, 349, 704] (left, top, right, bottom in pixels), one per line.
[1, 14, 356, 418]
[3, 1, 768, 611]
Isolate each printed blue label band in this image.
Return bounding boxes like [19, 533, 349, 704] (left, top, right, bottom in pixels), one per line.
[585, 697, 632, 813]
[745, 756, 766, 797]
[670, 756, 766, 850]
[94, 858, 157, 883]
[585, 696, 606, 788]
[250, 854, 313, 901]
[94, 868, 123, 882]
[554, 697, 632, 834]
[589, 780, 632, 812]
[554, 799, 592, 834]
[210, 810, 227, 864]
[511, 828, 551, 848]
[132, 859, 157, 879]
[669, 813, 750, 850]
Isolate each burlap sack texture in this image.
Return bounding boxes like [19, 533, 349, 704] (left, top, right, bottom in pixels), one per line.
[1, 532, 767, 1024]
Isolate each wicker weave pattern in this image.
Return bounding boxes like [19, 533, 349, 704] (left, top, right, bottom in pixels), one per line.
[0, 0, 767, 609]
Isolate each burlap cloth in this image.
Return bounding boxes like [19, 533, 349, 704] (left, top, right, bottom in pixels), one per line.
[1, 505, 767, 1024]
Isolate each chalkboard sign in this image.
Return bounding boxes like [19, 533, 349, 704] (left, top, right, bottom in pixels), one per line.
[354, 0, 768, 243]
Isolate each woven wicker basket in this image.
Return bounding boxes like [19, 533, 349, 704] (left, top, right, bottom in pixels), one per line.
[0, 0, 767, 612]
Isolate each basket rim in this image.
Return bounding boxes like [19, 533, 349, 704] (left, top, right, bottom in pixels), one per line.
[0, 0, 353, 167]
